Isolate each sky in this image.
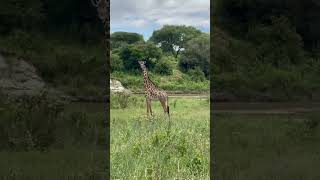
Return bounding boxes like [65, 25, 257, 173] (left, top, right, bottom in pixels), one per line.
[111, 0, 210, 40]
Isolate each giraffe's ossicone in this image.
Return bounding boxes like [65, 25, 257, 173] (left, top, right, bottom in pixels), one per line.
[138, 60, 170, 118]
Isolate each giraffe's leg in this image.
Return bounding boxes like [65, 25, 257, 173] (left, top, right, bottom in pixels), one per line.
[160, 99, 167, 113]
[146, 98, 150, 116]
[165, 97, 170, 118]
[146, 98, 153, 116]
[149, 99, 153, 115]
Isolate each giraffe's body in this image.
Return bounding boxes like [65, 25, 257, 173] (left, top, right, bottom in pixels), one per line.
[138, 61, 170, 117]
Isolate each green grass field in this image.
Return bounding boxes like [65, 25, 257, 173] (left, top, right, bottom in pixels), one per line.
[215, 112, 320, 180]
[111, 95, 210, 179]
[2, 93, 320, 180]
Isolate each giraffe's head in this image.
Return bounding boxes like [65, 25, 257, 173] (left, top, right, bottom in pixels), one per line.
[138, 60, 147, 70]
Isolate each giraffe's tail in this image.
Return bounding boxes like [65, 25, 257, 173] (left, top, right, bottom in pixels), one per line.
[167, 105, 170, 118]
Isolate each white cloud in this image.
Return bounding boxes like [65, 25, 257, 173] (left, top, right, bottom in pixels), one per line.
[111, 0, 210, 30]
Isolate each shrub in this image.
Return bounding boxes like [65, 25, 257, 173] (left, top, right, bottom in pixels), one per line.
[5, 30, 42, 56]
[111, 52, 123, 72]
[246, 16, 304, 67]
[187, 67, 206, 82]
[111, 93, 130, 109]
[111, 32, 144, 49]
[119, 42, 162, 72]
[154, 60, 173, 75]
[178, 34, 209, 77]
[0, 91, 65, 151]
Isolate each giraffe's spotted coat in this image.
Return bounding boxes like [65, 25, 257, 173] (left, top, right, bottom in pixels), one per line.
[138, 61, 170, 117]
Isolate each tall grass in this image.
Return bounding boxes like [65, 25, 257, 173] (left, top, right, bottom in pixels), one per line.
[215, 113, 320, 180]
[111, 95, 210, 179]
[0, 92, 107, 178]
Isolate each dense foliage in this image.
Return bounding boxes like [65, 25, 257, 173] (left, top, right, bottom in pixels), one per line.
[4, 0, 319, 99]
[111, 32, 144, 49]
[213, 0, 320, 50]
[212, 0, 320, 101]
[0, 0, 102, 41]
[149, 25, 202, 57]
[118, 42, 162, 72]
[110, 25, 210, 92]
[0, 0, 209, 93]
[179, 34, 210, 77]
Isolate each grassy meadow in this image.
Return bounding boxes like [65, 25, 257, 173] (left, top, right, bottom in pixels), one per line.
[111, 95, 210, 179]
[215, 112, 320, 180]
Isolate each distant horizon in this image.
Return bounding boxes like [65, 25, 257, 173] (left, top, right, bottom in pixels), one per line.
[111, 0, 209, 41]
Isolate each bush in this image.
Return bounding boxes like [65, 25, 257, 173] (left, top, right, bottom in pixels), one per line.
[119, 42, 162, 72]
[4, 30, 42, 56]
[251, 67, 303, 99]
[0, 90, 107, 151]
[154, 59, 173, 75]
[111, 93, 131, 109]
[0, 91, 65, 151]
[111, 32, 144, 49]
[178, 34, 209, 77]
[247, 16, 304, 67]
[111, 52, 123, 72]
[187, 67, 206, 82]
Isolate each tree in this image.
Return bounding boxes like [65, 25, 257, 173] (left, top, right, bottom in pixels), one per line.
[154, 60, 173, 75]
[111, 32, 144, 49]
[149, 25, 202, 57]
[247, 16, 304, 67]
[44, 0, 101, 41]
[119, 42, 162, 72]
[179, 34, 210, 77]
[0, 0, 45, 33]
[213, 0, 320, 50]
[111, 51, 123, 72]
[187, 67, 206, 82]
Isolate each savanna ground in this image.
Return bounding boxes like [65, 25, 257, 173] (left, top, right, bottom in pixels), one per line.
[215, 109, 320, 180]
[110, 94, 210, 179]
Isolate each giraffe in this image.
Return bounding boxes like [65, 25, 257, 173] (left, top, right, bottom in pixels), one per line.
[138, 61, 170, 118]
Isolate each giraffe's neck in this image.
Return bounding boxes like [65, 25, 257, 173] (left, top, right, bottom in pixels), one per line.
[142, 68, 149, 83]
[142, 68, 155, 89]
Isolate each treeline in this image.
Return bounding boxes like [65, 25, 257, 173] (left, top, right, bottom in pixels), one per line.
[0, 0, 102, 42]
[0, 0, 210, 94]
[213, 0, 320, 50]
[212, 0, 320, 101]
[111, 25, 210, 81]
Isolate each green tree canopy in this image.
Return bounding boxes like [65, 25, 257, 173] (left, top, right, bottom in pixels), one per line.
[247, 16, 304, 67]
[111, 51, 123, 72]
[111, 32, 144, 49]
[179, 33, 210, 77]
[213, 0, 320, 50]
[149, 25, 202, 57]
[0, 0, 44, 33]
[119, 42, 162, 72]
